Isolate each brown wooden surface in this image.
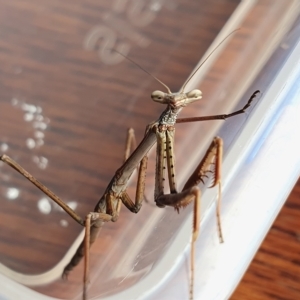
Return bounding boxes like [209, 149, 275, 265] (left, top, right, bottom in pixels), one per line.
[232, 178, 300, 300]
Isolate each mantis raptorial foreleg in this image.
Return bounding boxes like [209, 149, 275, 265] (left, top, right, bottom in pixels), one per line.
[176, 89, 259, 124]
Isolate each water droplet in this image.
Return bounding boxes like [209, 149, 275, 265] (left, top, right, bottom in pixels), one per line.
[67, 201, 78, 211]
[0, 143, 8, 152]
[21, 103, 37, 114]
[33, 122, 47, 130]
[60, 219, 68, 227]
[24, 113, 34, 122]
[38, 197, 52, 214]
[26, 138, 36, 149]
[6, 187, 20, 200]
[34, 131, 45, 139]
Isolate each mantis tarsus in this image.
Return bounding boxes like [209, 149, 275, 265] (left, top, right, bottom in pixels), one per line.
[0, 33, 259, 300]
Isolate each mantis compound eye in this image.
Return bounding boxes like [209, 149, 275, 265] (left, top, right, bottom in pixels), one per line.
[186, 89, 202, 100]
[151, 90, 167, 103]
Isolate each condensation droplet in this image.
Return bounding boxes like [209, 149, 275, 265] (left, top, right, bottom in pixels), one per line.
[39, 156, 48, 169]
[26, 138, 36, 149]
[67, 201, 78, 211]
[32, 155, 48, 169]
[21, 103, 37, 113]
[0, 143, 8, 152]
[34, 131, 45, 139]
[150, 2, 161, 11]
[38, 197, 52, 214]
[6, 187, 20, 200]
[24, 113, 34, 122]
[60, 219, 68, 227]
[33, 122, 47, 130]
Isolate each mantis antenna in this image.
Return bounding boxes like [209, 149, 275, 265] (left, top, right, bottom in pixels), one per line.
[180, 28, 240, 93]
[114, 28, 240, 95]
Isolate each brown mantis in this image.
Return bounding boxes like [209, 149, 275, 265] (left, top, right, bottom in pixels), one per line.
[0, 34, 259, 300]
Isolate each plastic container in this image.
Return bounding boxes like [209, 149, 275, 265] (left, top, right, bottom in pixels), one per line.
[0, 0, 300, 299]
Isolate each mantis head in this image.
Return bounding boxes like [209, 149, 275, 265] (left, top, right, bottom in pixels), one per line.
[151, 89, 202, 108]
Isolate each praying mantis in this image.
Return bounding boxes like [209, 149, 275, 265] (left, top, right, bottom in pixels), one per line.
[0, 33, 259, 300]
